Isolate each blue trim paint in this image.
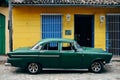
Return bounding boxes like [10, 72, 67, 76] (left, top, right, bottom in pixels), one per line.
[106, 15, 109, 52]
[92, 15, 94, 48]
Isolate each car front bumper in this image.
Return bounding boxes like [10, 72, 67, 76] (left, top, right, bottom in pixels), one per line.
[106, 61, 113, 66]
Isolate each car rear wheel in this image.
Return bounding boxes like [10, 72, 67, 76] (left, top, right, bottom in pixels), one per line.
[90, 61, 103, 73]
[27, 63, 41, 74]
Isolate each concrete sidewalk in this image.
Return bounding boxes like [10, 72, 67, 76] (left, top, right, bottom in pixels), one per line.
[0, 55, 8, 64]
[112, 56, 120, 62]
[0, 55, 120, 64]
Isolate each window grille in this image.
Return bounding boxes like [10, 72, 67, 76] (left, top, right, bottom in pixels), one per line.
[41, 14, 62, 47]
[106, 14, 120, 56]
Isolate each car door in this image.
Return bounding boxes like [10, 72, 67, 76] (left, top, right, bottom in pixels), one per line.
[39, 41, 60, 68]
[60, 42, 83, 69]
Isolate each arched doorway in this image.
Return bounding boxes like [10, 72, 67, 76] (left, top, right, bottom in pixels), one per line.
[0, 13, 5, 55]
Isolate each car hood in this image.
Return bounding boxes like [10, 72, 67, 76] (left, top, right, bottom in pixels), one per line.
[82, 47, 106, 53]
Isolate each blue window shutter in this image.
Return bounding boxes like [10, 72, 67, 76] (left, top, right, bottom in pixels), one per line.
[42, 15, 62, 39]
[42, 15, 62, 47]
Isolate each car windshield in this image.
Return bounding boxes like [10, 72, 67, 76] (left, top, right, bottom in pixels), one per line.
[31, 41, 40, 49]
[76, 42, 81, 48]
[75, 42, 83, 51]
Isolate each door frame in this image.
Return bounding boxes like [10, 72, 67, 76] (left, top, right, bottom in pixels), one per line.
[74, 14, 94, 47]
[0, 13, 5, 55]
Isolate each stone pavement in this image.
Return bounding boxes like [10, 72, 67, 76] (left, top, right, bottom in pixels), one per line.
[0, 55, 120, 80]
[0, 55, 120, 64]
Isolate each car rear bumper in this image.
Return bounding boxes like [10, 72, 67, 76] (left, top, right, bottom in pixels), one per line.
[5, 63, 11, 66]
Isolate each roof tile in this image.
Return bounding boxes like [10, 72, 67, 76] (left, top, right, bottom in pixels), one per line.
[11, 0, 120, 6]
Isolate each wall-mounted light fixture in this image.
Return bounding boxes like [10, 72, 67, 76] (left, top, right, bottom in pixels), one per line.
[66, 14, 71, 21]
[100, 15, 105, 23]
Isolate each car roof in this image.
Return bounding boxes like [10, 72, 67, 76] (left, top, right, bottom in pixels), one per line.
[39, 38, 75, 44]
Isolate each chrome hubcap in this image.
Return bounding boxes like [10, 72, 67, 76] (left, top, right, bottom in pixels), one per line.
[91, 62, 101, 72]
[28, 63, 38, 73]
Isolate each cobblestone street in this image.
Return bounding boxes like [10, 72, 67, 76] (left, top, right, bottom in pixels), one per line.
[0, 61, 120, 80]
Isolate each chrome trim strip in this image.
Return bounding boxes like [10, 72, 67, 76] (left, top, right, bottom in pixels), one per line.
[39, 55, 60, 58]
[43, 68, 88, 71]
[11, 55, 39, 57]
[11, 55, 59, 58]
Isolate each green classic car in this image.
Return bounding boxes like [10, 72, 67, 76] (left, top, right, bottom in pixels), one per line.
[5, 38, 112, 74]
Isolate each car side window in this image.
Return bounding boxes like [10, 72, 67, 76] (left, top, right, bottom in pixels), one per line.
[41, 41, 58, 50]
[61, 42, 74, 51]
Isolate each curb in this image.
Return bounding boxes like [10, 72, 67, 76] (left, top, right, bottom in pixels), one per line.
[112, 60, 120, 62]
[112, 56, 120, 62]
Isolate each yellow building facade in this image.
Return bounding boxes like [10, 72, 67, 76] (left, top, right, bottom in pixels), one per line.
[12, 6, 120, 51]
[0, 0, 116, 56]
[0, 0, 120, 55]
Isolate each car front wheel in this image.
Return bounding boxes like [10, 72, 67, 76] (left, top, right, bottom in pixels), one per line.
[90, 61, 103, 73]
[27, 63, 41, 74]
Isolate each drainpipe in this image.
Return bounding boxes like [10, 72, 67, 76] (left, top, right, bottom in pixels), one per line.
[8, 0, 13, 52]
